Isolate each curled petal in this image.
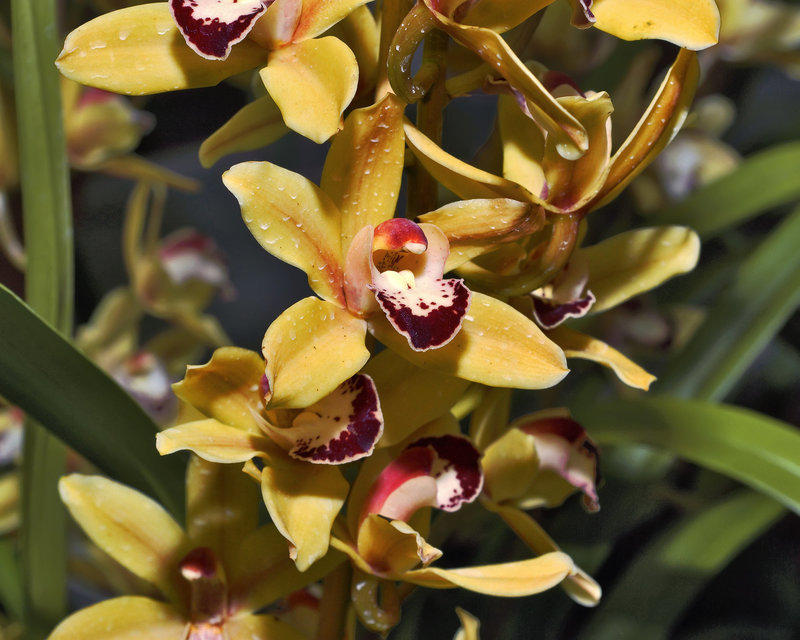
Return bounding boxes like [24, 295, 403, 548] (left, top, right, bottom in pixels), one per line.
[532, 290, 596, 329]
[355, 515, 443, 576]
[409, 435, 484, 511]
[169, 0, 271, 60]
[481, 428, 539, 505]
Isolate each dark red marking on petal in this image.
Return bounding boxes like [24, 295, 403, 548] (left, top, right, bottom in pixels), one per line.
[541, 71, 585, 98]
[532, 290, 595, 329]
[290, 374, 383, 464]
[361, 445, 436, 521]
[407, 435, 483, 511]
[373, 218, 428, 254]
[572, 0, 596, 27]
[369, 277, 471, 351]
[170, 0, 270, 60]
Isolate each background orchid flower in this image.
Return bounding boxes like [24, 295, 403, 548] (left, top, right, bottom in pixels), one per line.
[156, 346, 382, 570]
[56, 0, 368, 142]
[51, 461, 341, 639]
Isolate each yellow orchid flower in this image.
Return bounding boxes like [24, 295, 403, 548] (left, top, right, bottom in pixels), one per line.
[51, 461, 341, 639]
[223, 94, 567, 408]
[56, 0, 368, 142]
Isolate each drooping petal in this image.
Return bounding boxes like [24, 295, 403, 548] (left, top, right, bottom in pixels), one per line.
[172, 347, 264, 431]
[266, 374, 383, 464]
[586, 0, 720, 50]
[199, 95, 289, 168]
[260, 457, 349, 571]
[157, 418, 273, 463]
[547, 325, 656, 390]
[225, 614, 307, 640]
[403, 551, 574, 595]
[355, 515, 443, 576]
[223, 162, 345, 305]
[260, 37, 358, 143]
[48, 596, 187, 640]
[58, 475, 188, 602]
[370, 292, 568, 389]
[578, 226, 701, 313]
[169, 0, 270, 60]
[261, 297, 370, 409]
[481, 428, 539, 505]
[56, 4, 269, 95]
[320, 94, 406, 255]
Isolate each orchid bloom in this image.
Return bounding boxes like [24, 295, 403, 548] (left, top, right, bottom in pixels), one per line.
[223, 94, 567, 411]
[156, 346, 383, 570]
[330, 416, 574, 633]
[51, 460, 342, 639]
[56, 0, 369, 142]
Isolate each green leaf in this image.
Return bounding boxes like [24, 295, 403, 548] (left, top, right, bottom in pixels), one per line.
[0, 284, 184, 516]
[650, 142, 800, 239]
[574, 397, 800, 514]
[577, 490, 784, 640]
[657, 204, 800, 400]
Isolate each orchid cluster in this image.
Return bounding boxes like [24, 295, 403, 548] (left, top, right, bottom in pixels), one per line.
[13, 0, 800, 637]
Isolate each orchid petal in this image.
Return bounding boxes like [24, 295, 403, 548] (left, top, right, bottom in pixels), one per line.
[460, 0, 555, 32]
[454, 607, 481, 640]
[326, 5, 380, 98]
[173, 347, 264, 431]
[481, 428, 538, 505]
[49, 596, 187, 640]
[225, 614, 307, 640]
[59, 475, 187, 601]
[250, 0, 302, 48]
[260, 37, 358, 143]
[547, 325, 656, 390]
[262, 297, 370, 408]
[409, 435, 484, 511]
[403, 551, 573, 595]
[363, 349, 470, 448]
[260, 457, 349, 571]
[497, 94, 547, 199]
[592, 49, 700, 209]
[468, 387, 512, 452]
[587, 0, 719, 50]
[532, 290, 596, 329]
[320, 94, 405, 255]
[169, 0, 270, 60]
[291, 0, 373, 41]
[578, 226, 700, 313]
[224, 161, 345, 305]
[356, 515, 443, 576]
[370, 292, 568, 389]
[157, 418, 272, 462]
[199, 95, 289, 168]
[56, 4, 268, 95]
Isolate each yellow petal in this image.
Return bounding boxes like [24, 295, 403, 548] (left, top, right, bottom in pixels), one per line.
[199, 95, 289, 168]
[482, 428, 539, 504]
[326, 5, 380, 98]
[292, 0, 373, 41]
[58, 475, 187, 601]
[320, 93, 405, 255]
[186, 456, 259, 575]
[404, 551, 573, 595]
[173, 347, 264, 431]
[498, 94, 547, 198]
[262, 297, 369, 409]
[49, 596, 187, 640]
[578, 226, 701, 312]
[454, 607, 481, 640]
[260, 37, 358, 143]
[225, 614, 307, 640]
[592, 49, 701, 209]
[356, 515, 442, 577]
[547, 325, 656, 391]
[224, 161, 345, 305]
[157, 419, 273, 462]
[461, 0, 555, 32]
[260, 457, 349, 571]
[56, 4, 268, 95]
[589, 0, 720, 50]
[370, 292, 568, 390]
[468, 387, 512, 452]
[363, 349, 470, 448]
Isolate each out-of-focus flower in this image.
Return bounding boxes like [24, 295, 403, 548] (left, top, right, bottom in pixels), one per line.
[50, 460, 339, 639]
[454, 608, 480, 640]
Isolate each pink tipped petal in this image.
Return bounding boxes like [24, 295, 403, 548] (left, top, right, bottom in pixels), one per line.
[532, 290, 596, 329]
[285, 374, 384, 464]
[170, 0, 271, 60]
[369, 274, 471, 351]
[373, 219, 428, 254]
[408, 435, 483, 512]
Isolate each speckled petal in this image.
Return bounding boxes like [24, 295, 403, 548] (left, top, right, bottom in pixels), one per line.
[408, 435, 484, 512]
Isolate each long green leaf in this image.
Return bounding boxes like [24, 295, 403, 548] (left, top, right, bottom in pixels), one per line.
[12, 0, 74, 629]
[657, 204, 800, 400]
[574, 397, 800, 514]
[650, 142, 800, 238]
[577, 490, 784, 640]
[0, 284, 184, 515]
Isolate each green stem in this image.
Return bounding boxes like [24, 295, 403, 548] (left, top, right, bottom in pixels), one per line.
[387, 3, 439, 104]
[376, 0, 414, 98]
[12, 0, 73, 633]
[314, 562, 352, 640]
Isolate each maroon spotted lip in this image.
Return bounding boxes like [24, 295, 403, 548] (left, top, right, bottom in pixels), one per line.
[169, 0, 272, 60]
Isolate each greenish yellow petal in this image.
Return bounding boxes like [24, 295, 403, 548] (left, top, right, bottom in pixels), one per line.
[454, 607, 481, 640]
[56, 4, 268, 95]
[58, 475, 187, 602]
[292, 0, 373, 41]
[94, 155, 200, 192]
[225, 614, 307, 640]
[260, 37, 358, 143]
[482, 428, 538, 504]
[498, 94, 547, 198]
[156, 419, 273, 463]
[356, 516, 442, 577]
[370, 292, 568, 390]
[547, 325, 656, 390]
[462, 0, 555, 32]
[260, 457, 349, 571]
[262, 297, 370, 409]
[468, 387, 512, 452]
[48, 596, 187, 640]
[223, 161, 345, 305]
[0, 473, 19, 534]
[199, 95, 289, 168]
